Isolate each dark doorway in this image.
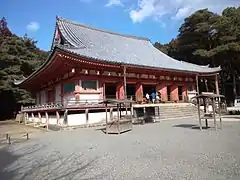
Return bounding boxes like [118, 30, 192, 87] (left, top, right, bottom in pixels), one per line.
[127, 84, 136, 99]
[178, 86, 183, 101]
[105, 83, 116, 99]
[143, 85, 156, 95]
[167, 86, 171, 101]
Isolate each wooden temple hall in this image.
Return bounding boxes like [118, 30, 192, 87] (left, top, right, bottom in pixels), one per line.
[15, 17, 221, 127]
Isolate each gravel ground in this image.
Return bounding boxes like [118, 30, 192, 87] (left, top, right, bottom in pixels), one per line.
[1, 118, 240, 180]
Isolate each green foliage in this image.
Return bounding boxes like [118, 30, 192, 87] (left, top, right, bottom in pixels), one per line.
[154, 7, 240, 104]
[0, 17, 48, 120]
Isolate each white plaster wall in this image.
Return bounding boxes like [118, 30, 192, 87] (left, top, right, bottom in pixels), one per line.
[55, 84, 61, 103]
[26, 110, 131, 126]
[63, 93, 75, 106]
[40, 90, 46, 104]
[80, 94, 100, 103]
[67, 110, 131, 125]
[67, 114, 86, 126]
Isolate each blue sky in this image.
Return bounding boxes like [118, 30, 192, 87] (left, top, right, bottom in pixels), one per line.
[2, 0, 239, 51]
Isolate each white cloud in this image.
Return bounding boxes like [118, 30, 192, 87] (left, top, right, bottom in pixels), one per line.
[106, 0, 123, 7]
[130, 0, 240, 23]
[26, 22, 40, 32]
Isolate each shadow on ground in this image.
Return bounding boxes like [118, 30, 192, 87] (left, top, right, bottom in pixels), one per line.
[0, 143, 104, 180]
[172, 124, 211, 130]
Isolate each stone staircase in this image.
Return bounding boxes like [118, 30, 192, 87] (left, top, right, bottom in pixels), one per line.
[157, 103, 200, 120]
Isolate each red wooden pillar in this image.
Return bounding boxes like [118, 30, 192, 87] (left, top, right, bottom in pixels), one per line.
[135, 83, 143, 102]
[156, 83, 167, 101]
[171, 85, 178, 102]
[116, 82, 124, 100]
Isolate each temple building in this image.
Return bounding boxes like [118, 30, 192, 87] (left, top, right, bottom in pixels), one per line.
[15, 17, 221, 127]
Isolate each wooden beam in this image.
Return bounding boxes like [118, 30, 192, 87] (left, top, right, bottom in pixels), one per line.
[198, 73, 219, 77]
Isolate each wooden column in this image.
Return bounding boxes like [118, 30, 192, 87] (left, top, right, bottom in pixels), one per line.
[110, 108, 113, 121]
[45, 112, 49, 130]
[197, 97, 202, 130]
[218, 97, 222, 129]
[123, 65, 127, 99]
[196, 75, 200, 95]
[212, 98, 217, 130]
[215, 74, 219, 95]
[25, 113, 28, 125]
[203, 98, 208, 128]
[105, 103, 108, 134]
[56, 111, 60, 125]
[85, 109, 89, 124]
[117, 104, 120, 134]
[31, 113, 35, 126]
[38, 112, 42, 124]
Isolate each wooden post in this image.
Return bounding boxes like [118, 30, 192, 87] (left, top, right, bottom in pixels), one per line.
[130, 103, 133, 119]
[117, 104, 120, 122]
[38, 112, 42, 124]
[197, 97, 202, 130]
[25, 113, 28, 125]
[110, 108, 113, 121]
[45, 112, 49, 130]
[123, 66, 127, 100]
[85, 109, 89, 124]
[56, 111, 60, 125]
[212, 98, 217, 130]
[218, 97, 222, 129]
[26, 133, 29, 140]
[203, 98, 208, 128]
[123, 66, 128, 116]
[215, 74, 219, 95]
[196, 75, 200, 95]
[119, 103, 122, 118]
[105, 103, 108, 134]
[117, 104, 120, 134]
[8, 136, 11, 145]
[158, 106, 160, 121]
[143, 107, 146, 124]
[31, 113, 35, 126]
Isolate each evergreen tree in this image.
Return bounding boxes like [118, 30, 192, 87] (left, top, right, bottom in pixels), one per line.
[0, 17, 48, 120]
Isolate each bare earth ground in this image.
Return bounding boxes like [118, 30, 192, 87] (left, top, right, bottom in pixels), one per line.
[0, 118, 240, 180]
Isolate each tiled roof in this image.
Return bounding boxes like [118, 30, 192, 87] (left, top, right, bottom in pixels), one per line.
[55, 17, 221, 73]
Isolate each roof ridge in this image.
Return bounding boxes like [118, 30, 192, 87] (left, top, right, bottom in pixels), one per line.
[56, 16, 150, 41]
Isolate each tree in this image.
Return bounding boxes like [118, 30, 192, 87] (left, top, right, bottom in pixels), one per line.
[153, 42, 169, 55]
[0, 17, 48, 120]
[154, 7, 240, 104]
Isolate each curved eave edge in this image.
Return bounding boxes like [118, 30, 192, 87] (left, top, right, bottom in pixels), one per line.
[57, 46, 221, 75]
[14, 49, 56, 86]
